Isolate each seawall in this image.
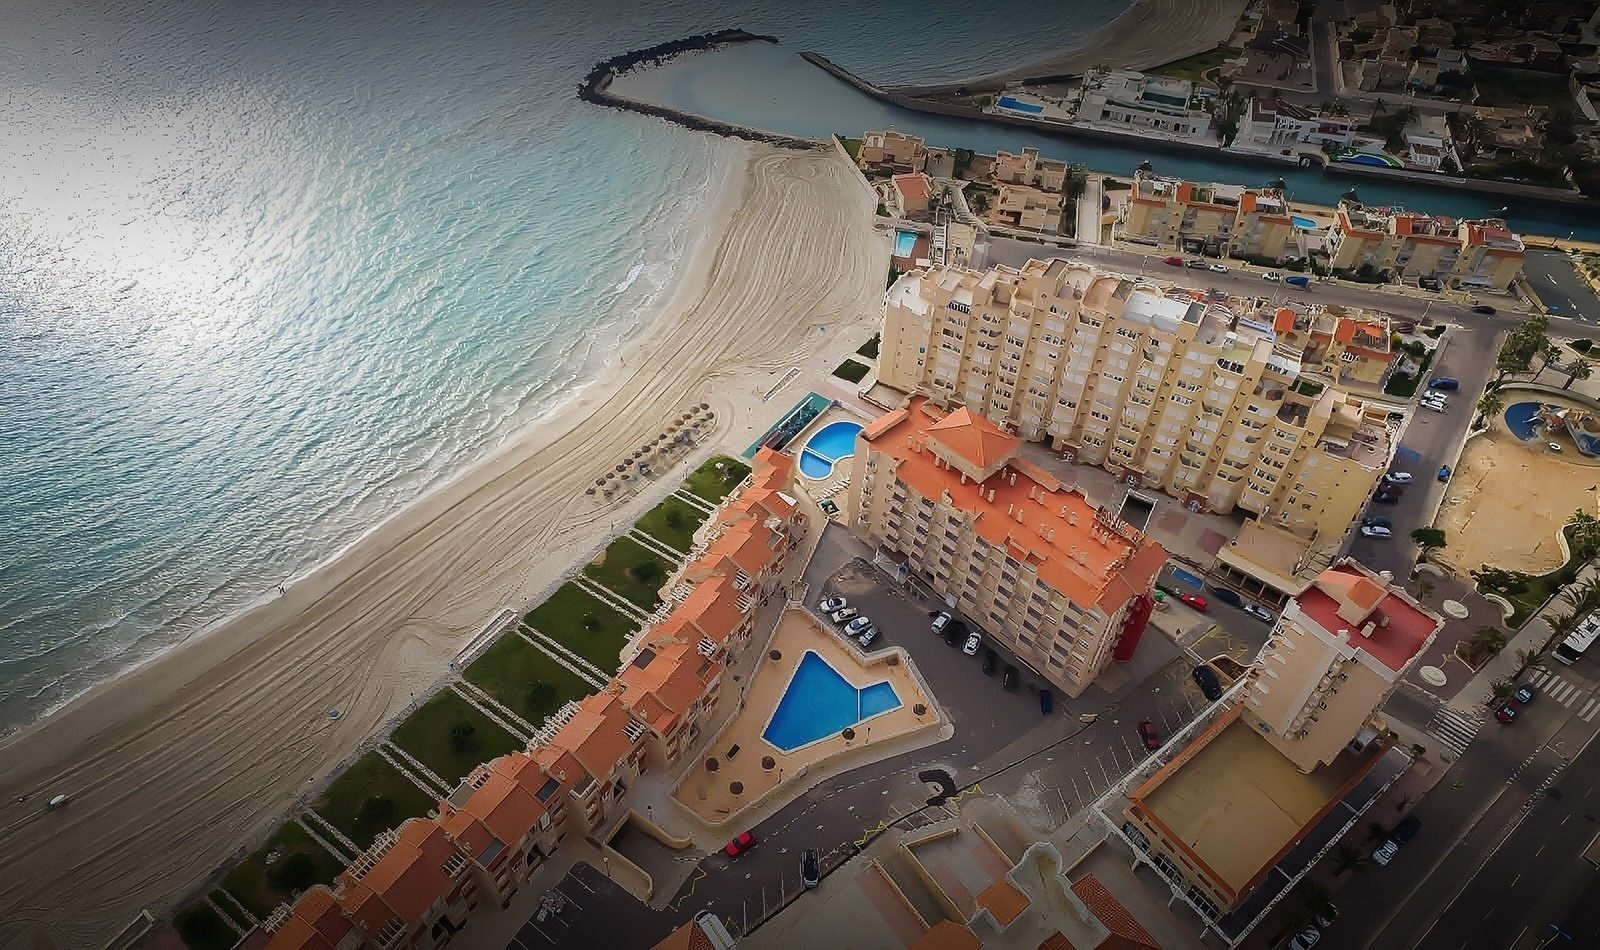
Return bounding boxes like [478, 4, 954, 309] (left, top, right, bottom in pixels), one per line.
[578, 30, 825, 152]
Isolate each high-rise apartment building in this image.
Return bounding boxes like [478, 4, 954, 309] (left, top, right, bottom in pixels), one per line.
[844, 397, 1167, 697]
[1245, 559, 1441, 772]
[877, 259, 1392, 544]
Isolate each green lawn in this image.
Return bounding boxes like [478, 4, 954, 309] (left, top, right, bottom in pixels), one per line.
[635, 495, 709, 553]
[312, 751, 436, 851]
[1385, 349, 1435, 398]
[1480, 525, 1587, 627]
[833, 359, 871, 383]
[465, 633, 595, 728]
[857, 333, 881, 359]
[523, 582, 636, 672]
[683, 455, 750, 504]
[836, 135, 862, 162]
[174, 902, 239, 950]
[220, 820, 346, 918]
[584, 536, 670, 611]
[391, 690, 523, 787]
[1472, 66, 1574, 109]
[1148, 46, 1238, 83]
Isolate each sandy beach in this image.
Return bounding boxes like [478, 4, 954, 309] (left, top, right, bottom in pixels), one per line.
[897, 0, 1248, 92]
[0, 144, 888, 948]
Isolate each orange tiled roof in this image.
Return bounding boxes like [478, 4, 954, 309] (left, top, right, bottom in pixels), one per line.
[926, 406, 1022, 469]
[618, 637, 719, 733]
[704, 521, 780, 576]
[894, 173, 932, 201]
[440, 758, 548, 861]
[266, 886, 352, 950]
[865, 398, 1165, 613]
[676, 573, 746, 644]
[1070, 874, 1160, 949]
[977, 878, 1031, 927]
[911, 920, 984, 950]
[548, 690, 640, 781]
[338, 818, 462, 933]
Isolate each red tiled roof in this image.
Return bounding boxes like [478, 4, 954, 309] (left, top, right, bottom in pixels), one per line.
[338, 818, 462, 933]
[548, 690, 640, 781]
[894, 173, 932, 201]
[977, 878, 1031, 927]
[1070, 874, 1160, 949]
[911, 920, 984, 950]
[266, 886, 352, 950]
[926, 406, 1022, 469]
[439, 758, 548, 860]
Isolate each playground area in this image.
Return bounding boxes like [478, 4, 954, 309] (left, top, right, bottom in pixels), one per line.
[1435, 426, 1600, 575]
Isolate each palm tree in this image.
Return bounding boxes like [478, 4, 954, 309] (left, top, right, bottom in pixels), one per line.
[1514, 648, 1544, 675]
[1477, 390, 1505, 421]
[1330, 842, 1367, 875]
[1537, 339, 1562, 375]
[1564, 358, 1593, 390]
[1560, 575, 1600, 612]
[1491, 677, 1516, 700]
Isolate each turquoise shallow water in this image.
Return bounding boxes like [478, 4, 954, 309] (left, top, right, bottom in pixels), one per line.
[0, 0, 1128, 727]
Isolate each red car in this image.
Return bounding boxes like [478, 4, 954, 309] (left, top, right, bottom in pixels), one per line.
[1179, 593, 1208, 612]
[724, 831, 757, 857]
[1494, 702, 1518, 725]
[1163, 256, 1185, 266]
[1138, 720, 1161, 750]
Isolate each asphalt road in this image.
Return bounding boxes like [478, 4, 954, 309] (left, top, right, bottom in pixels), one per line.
[1315, 656, 1600, 949]
[1522, 249, 1600, 325]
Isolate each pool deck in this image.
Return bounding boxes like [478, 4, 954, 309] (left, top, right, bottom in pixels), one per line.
[671, 608, 941, 827]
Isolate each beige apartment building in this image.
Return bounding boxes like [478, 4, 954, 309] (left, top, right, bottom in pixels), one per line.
[1119, 172, 1242, 254]
[877, 260, 1392, 544]
[1229, 189, 1298, 260]
[1244, 559, 1442, 772]
[992, 147, 1067, 192]
[1327, 203, 1526, 290]
[844, 397, 1167, 697]
[990, 183, 1065, 234]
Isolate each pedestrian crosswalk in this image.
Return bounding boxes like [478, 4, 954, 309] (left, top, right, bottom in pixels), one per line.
[1426, 706, 1484, 758]
[1525, 667, 1591, 707]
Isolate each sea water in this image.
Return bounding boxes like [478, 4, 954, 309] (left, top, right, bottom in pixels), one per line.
[0, 0, 1129, 727]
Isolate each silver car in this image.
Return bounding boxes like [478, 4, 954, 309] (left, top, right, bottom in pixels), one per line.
[830, 607, 858, 624]
[845, 615, 873, 635]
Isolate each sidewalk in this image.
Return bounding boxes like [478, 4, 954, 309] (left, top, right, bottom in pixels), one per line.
[1448, 563, 1600, 715]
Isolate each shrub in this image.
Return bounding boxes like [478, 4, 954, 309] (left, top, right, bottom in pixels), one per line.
[448, 722, 478, 755]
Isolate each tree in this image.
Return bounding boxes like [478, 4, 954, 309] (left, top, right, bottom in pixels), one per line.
[1560, 574, 1600, 612]
[1564, 358, 1593, 390]
[266, 852, 318, 893]
[1477, 390, 1505, 421]
[449, 721, 479, 755]
[1491, 677, 1516, 700]
[1331, 842, 1368, 875]
[1441, 153, 1461, 176]
[1568, 510, 1600, 561]
[1514, 648, 1544, 675]
[1411, 527, 1447, 554]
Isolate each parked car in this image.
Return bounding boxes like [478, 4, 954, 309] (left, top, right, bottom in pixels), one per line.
[1185, 259, 1208, 269]
[1384, 471, 1414, 484]
[1374, 489, 1402, 503]
[1428, 377, 1460, 391]
[845, 616, 872, 635]
[1243, 604, 1275, 623]
[1178, 592, 1208, 611]
[982, 647, 998, 676]
[1438, 465, 1451, 481]
[820, 596, 846, 614]
[830, 607, 858, 624]
[857, 626, 878, 648]
[1287, 926, 1322, 950]
[1262, 271, 1282, 281]
[801, 849, 820, 888]
[1208, 263, 1229, 273]
[1209, 586, 1243, 607]
[1371, 839, 1401, 866]
[1163, 255, 1185, 266]
[1039, 689, 1054, 715]
[1420, 399, 1447, 413]
[1472, 304, 1497, 314]
[1002, 665, 1019, 691]
[1360, 525, 1393, 538]
[1315, 905, 1340, 928]
[931, 611, 952, 634]
[963, 632, 981, 656]
[1495, 701, 1519, 724]
[725, 831, 757, 857]
[1394, 321, 1418, 333]
[1513, 683, 1538, 706]
[945, 620, 967, 647]
[1138, 719, 1161, 750]
[1391, 815, 1421, 845]
[1192, 664, 1223, 701]
[1285, 274, 1312, 288]
[1363, 515, 1392, 528]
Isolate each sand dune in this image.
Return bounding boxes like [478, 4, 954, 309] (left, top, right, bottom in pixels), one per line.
[0, 145, 888, 948]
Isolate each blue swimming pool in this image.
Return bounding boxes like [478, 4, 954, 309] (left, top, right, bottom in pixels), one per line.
[762, 651, 901, 752]
[799, 420, 863, 480]
[1290, 214, 1317, 229]
[894, 230, 917, 258]
[1505, 402, 1542, 440]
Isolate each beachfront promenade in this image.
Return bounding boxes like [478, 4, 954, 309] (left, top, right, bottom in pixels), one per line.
[0, 146, 892, 949]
